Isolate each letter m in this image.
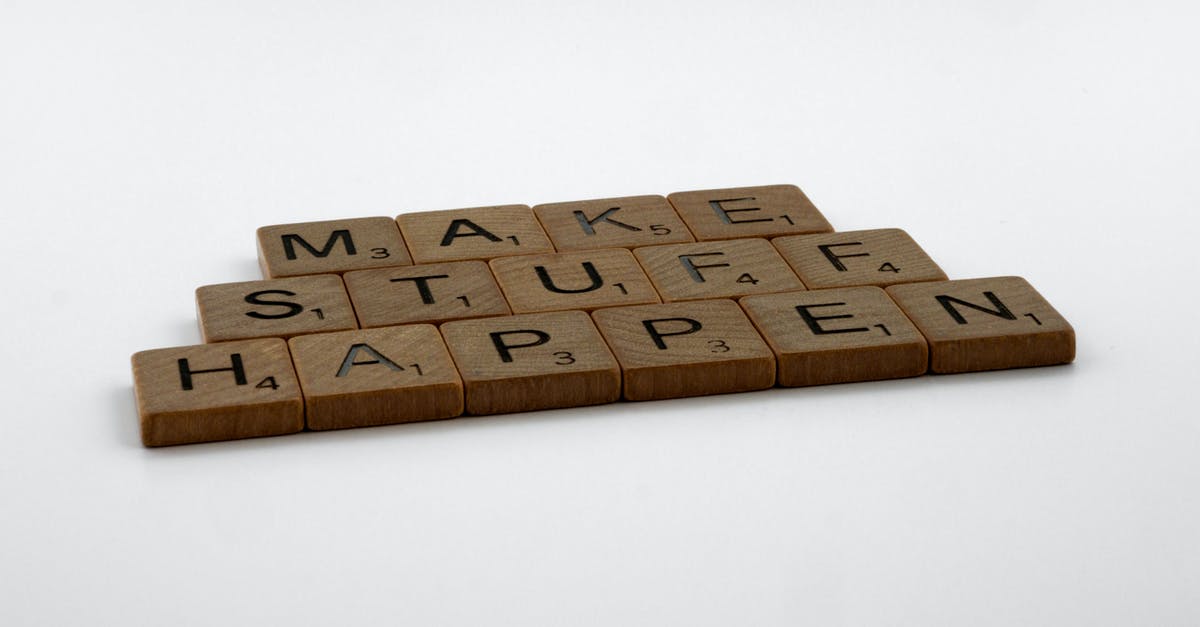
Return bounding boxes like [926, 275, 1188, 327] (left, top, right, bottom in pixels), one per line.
[280, 229, 356, 260]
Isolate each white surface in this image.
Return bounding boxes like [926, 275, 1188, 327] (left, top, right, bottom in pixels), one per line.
[2, 1, 1198, 625]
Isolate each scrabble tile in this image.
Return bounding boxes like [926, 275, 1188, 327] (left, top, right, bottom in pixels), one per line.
[886, 276, 1075, 374]
[257, 217, 413, 278]
[667, 184, 833, 241]
[773, 228, 947, 289]
[288, 325, 463, 430]
[533, 195, 694, 251]
[131, 338, 304, 447]
[591, 299, 775, 401]
[739, 287, 928, 387]
[440, 311, 621, 415]
[634, 238, 804, 302]
[489, 248, 660, 314]
[196, 275, 357, 342]
[396, 205, 554, 264]
[344, 260, 510, 328]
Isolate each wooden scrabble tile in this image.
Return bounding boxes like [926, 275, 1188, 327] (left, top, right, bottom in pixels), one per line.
[773, 228, 947, 289]
[196, 275, 357, 342]
[288, 325, 463, 430]
[633, 238, 804, 302]
[886, 276, 1075, 374]
[440, 311, 621, 415]
[667, 184, 833, 241]
[591, 299, 775, 401]
[343, 260, 510, 328]
[396, 205, 554, 264]
[739, 287, 928, 387]
[131, 338, 304, 447]
[489, 248, 660, 314]
[257, 217, 413, 278]
[533, 195, 695, 251]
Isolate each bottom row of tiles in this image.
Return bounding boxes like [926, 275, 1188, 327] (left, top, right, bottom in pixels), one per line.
[132, 277, 1075, 447]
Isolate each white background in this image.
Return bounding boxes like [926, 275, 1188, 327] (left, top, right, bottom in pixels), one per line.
[2, 1, 1198, 625]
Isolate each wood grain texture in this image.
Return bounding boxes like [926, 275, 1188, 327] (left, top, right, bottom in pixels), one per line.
[591, 299, 775, 401]
[667, 184, 833, 241]
[740, 287, 928, 386]
[196, 274, 357, 342]
[288, 325, 463, 430]
[533, 195, 694, 251]
[773, 228, 947, 289]
[886, 276, 1075, 374]
[489, 248, 660, 314]
[396, 205, 554, 264]
[131, 338, 303, 447]
[256, 217, 412, 278]
[634, 238, 804, 302]
[440, 310, 621, 415]
[344, 260, 510, 327]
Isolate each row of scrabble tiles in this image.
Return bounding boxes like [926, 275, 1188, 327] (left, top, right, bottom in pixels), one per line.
[203, 230, 950, 341]
[134, 279, 1075, 447]
[255, 184, 836, 277]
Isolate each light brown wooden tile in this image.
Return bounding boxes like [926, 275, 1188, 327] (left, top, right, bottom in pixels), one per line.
[256, 217, 413, 278]
[288, 325, 463, 431]
[773, 228, 947, 289]
[591, 299, 775, 401]
[533, 195, 694, 251]
[667, 184, 833, 241]
[396, 205, 554, 264]
[344, 260, 510, 328]
[131, 338, 304, 447]
[196, 275, 357, 342]
[634, 238, 804, 302]
[740, 287, 928, 387]
[440, 311, 621, 415]
[489, 248, 660, 314]
[886, 276, 1075, 374]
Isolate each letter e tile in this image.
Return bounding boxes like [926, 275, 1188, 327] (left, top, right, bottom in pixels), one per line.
[740, 287, 928, 386]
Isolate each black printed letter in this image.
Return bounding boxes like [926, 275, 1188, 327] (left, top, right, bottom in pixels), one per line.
[281, 229, 356, 260]
[244, 290, 304, 319]
[440, 219, 502, 246]
[490, 329, 551, 363]
[935, 291, 1016, 325]
[642, 317, 702, 350]
[177, 353, 247, 391]
[337, 343, 405, 377]
[535, 262, 604, 294]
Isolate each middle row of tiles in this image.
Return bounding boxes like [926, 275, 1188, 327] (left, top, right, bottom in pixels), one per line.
[198, 232, 948, 343]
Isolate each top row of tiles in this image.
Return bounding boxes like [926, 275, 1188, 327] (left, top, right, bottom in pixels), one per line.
[258, 184, 833, 278]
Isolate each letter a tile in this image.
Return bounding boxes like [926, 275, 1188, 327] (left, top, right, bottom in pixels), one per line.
[131, 338, 304, 446]
[667, 184, 833, 241]
[740, 287, 928, 386]
[886, 276, 1075, 373]
[196, 275, 358, 342]
[489, 248, 660, 314]
[257, 217, 413, 278]
[288, 326, 463, 430]
[396, 205, 554, 264]
[440, 311, 621, 415]
[591, 299, 775, 401]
